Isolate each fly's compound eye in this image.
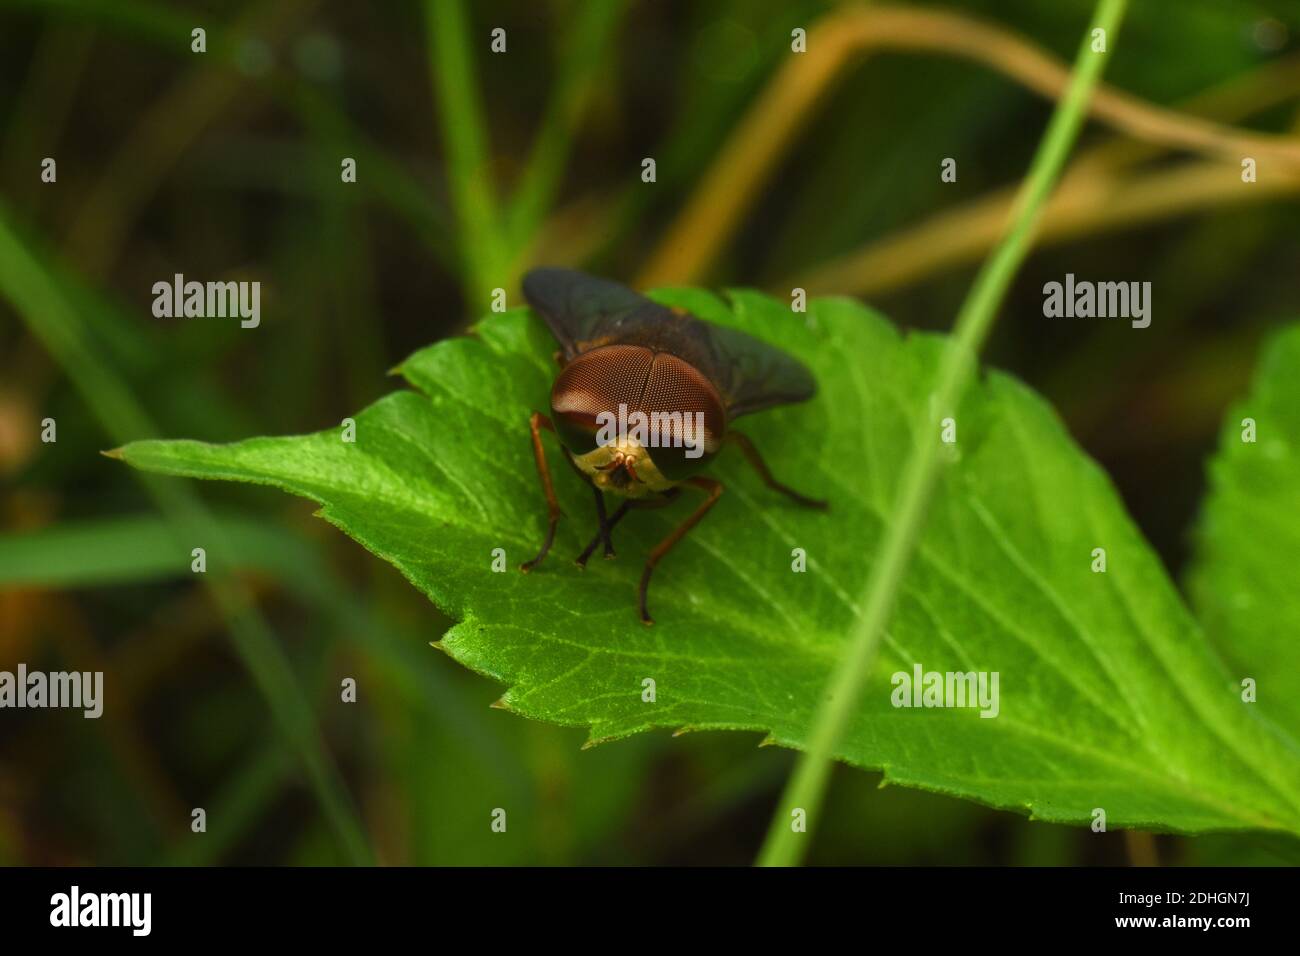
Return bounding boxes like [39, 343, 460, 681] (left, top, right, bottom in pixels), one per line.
[637, 353, 725, 480]
[549, 345, 655, 454]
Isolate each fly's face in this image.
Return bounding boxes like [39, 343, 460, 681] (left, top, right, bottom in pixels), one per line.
[549, 344, 726, 497]
[569, 441, 674, 498]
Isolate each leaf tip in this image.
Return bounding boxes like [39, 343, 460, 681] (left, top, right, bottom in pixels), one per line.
[100, 447, 125, 460]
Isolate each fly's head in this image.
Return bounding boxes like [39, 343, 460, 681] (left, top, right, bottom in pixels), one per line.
[549, 344, 725, 498]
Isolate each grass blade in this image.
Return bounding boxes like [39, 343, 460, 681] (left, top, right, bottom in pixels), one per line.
[756, 0, 1130, 867]
[423, 0, 509, 306]
[0, 205, 374, 866]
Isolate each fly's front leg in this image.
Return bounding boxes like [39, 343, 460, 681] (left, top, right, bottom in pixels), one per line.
[575, 488, 682, 567]
[589, 485, 617, 559]
[521, 412, 564, 572]
[639, 478, 722, 625]
[562, 452, 619, 563]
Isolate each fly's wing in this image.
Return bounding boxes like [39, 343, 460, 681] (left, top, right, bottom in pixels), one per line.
[522, 268, 658, 359]
[522, 267, 815, 419]
[681, 318, 817, 418]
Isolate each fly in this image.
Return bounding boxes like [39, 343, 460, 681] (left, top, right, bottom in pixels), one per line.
[519, 268, 827, 624]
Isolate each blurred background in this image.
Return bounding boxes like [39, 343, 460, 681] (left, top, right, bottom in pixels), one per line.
[1, 0, 1298, 865]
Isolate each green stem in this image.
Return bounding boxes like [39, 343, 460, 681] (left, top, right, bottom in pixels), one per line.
[505, 0, 626, 254]
[0, 208, 374, 866]
[756, 0, 1129, 867]
[423, 0, 510, 307]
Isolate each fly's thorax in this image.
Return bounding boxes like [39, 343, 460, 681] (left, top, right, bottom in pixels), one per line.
[550, 345, 726, 483]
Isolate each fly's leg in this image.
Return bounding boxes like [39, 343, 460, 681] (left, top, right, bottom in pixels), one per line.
[520, 412, 564, 572]
[639, 477, 722, 625]
[726, 431, 828, 510]
[577, 498, 629, 566]
[574, 457, 635, 564]
[589, 485, 617, 559]
[575, 488, 682, 567]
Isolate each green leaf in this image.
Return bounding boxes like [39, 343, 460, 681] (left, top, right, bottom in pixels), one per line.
[114, 291, 1300, 835]
[1190, 324, 1300, 733]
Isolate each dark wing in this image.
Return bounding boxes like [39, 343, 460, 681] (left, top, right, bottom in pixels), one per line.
[522, 267, 815, 419]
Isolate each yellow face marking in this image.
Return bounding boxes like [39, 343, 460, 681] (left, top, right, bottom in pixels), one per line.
[572, 439, 676, 498]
